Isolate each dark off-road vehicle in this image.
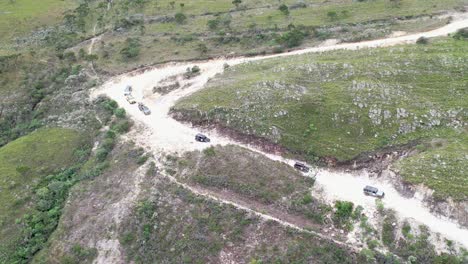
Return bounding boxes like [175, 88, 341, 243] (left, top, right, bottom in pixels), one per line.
[363, 185, 385, 198]
[195, 133, 210, 142]
[294, 162, 309, 173]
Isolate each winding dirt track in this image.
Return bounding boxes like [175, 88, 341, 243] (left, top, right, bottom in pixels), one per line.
[92, 13, 468, 250]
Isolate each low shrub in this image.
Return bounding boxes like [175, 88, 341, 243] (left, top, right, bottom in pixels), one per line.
[452, 28, 468, 40]
[137, 155, 149, 165]
[175, 12, 187, 24]
[95, 148, 109, 162]
[203, 146, 216, 156]
[279, 4, 289, 15]
[416, 36, 429, 44]
[382, 213, 396, 247]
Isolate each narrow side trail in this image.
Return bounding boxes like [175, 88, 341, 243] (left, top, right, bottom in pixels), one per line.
[159, 167, 357, 250]
[91, 13, 468, 249]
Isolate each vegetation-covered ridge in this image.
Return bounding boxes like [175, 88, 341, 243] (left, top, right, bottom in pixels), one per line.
[0, 128, 86, 263]
[172, 38, 468, 199]
[2, 0, 465, 72]
[120, 178, 358, 264]
[0, 97, 132, 263]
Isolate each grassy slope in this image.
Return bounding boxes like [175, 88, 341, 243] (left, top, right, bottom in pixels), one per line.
[395, 130, 467, 200]
[0, 0, 77, 54]
[173, 38, 467, 199]
[0, 128, 85, 260]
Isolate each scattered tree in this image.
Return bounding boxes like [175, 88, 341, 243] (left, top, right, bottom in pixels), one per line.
[276, 27, 306, 48]
[278, 4, 289, 15]
[175, 12, 187, 24]
[232, 0, 242, 8]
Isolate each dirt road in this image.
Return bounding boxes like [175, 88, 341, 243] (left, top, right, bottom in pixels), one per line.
[91, 13, 468, 249]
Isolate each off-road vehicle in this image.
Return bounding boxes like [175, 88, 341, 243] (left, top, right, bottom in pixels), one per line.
[195, 133, 210, 142]
[138, 103, 151, 115]
[125, 94, 136, 104]
[363, 185, 385, 198]
[294, 162, 310, 172]
[124, 85, 132, 95]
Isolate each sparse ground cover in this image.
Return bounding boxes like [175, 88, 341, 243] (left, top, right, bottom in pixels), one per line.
[33, 140, 144, 264]
[172, 38, 468, 200]
[120, 179, 357, 264]
[170, 145, 329, 224]
[0, 128, 86, 262]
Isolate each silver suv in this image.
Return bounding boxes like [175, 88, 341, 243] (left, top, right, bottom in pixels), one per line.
[138, 103, 151, 115]
[124, 85, 132, 95]
[363, 185, 385, 198]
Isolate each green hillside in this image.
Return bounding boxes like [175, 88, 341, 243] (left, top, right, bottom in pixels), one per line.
[0, 128, 85, 262]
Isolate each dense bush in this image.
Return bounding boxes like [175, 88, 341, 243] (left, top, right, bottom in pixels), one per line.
[12, 168, 79, 263]
[381, 213, 396, 247]
[112, 119, 132, 133]
[114, 108, 126, 118]
[279, 4, 289, 15]
[276, 28, 306, 48]
[452, 28, 468, 40]
[207, 19, 220, 30]
[333, 200, 354, 229]
[101, 99, 118, 112]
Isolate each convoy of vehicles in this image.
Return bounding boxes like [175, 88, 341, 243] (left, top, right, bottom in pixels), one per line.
[125, 85, 383, 198]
